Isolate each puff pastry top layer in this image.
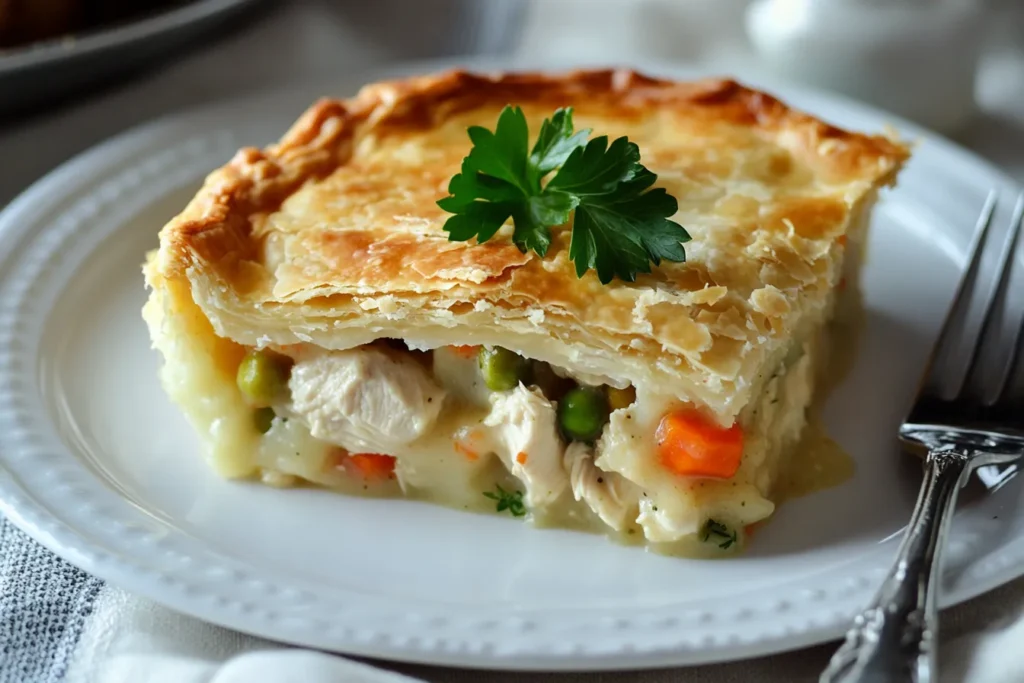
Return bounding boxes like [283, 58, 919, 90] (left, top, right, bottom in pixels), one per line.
[150, 68, 909, 424]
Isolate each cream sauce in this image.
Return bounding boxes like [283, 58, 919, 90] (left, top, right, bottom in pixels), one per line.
[773, 414, 856, 502]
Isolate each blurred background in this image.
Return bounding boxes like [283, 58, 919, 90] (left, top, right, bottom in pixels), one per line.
[2, 0, 1023, 207]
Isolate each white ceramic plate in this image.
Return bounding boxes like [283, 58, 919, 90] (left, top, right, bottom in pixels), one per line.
[1, 59, 1023, 671]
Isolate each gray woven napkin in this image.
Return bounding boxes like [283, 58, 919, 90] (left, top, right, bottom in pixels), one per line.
[0, 518, 103, 683]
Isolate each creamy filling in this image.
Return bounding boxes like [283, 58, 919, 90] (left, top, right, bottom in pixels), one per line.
[241, 333, 819, 549]
[147, 271, 825, 553]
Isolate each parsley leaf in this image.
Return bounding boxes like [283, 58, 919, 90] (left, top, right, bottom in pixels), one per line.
[529, 108, 591, 178]
[438, 105, 690, 283]
[701, 519, 738, 550]
[483, 484, 527, 517]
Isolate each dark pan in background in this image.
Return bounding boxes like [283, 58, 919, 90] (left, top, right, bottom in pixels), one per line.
[0, 0, 268, 117]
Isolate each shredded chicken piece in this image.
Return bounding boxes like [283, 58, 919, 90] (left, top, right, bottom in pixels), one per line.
[288, 348, 445, 453]
[484, 385, 567, 508]
[636, 498, 702, 542]
[564, 442, 640, 531]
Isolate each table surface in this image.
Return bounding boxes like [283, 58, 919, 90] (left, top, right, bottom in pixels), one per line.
[1, 1, 1023, 681]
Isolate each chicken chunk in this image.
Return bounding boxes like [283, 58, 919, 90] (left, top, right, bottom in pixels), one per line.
[564, 442, 640, 531]
[484, 385, 567, 508]
[288, 347, 445, 453]
[431, 346, 492, 408]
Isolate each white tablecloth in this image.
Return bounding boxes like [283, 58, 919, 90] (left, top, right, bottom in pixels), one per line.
[2, 2, 1023, 682]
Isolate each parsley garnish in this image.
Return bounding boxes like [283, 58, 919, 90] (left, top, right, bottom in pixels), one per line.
[437, 106, 691, 284]
[702, 519, 738, 550]
[483, 484, 526, 517]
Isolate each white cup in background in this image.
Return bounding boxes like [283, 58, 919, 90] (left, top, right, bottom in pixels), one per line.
[745, 0, 988, 134]
[513, 0, 755, 67]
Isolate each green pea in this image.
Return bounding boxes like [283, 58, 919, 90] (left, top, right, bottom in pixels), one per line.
[558, 386, 610, 442]
[478, 346, 530, 391]
[253, 407, 276, 434]
[236, 349, 292, 407]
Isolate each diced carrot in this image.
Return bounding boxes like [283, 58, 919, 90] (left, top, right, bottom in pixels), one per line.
[515, 451, 528, 465]
[454, 440, 479, 461]
[347, 453, 396, 480]
[655, 409, 744, 479]
[837, 235, 848, 247]
[454, 428, 486, 461]
[449, 345, 480, 359]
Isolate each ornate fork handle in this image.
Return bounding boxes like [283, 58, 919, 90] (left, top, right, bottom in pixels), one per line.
[820, 448, 970, 683]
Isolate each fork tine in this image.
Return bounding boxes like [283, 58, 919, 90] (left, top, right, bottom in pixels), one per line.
[928, 191, 999, 398]
[991, 193, 1024, 402]
[964, 191, 1024, 402]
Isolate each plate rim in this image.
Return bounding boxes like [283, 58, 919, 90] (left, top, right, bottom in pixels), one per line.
[1, 56, 1023, 671]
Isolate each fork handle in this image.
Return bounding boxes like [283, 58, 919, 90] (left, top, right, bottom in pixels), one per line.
[819, 448, 970, 683]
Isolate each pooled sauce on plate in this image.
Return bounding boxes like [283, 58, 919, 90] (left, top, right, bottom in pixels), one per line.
[775, 414, 856, 501]
[776, 280, 865, 503]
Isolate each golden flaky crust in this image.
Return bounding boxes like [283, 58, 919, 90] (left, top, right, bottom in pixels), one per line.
[148, 68, 908, 423]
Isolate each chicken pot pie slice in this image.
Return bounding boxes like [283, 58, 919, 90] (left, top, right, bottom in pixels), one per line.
[143, 69, 908, 554]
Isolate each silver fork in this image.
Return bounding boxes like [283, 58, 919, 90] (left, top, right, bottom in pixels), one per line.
[820, 190, 1024, 683]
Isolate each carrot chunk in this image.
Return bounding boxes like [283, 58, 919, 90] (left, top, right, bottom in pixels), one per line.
[347, 453, 397, 480]
[449, 344, 481, 359]
[655, 410, 744, 479]
[454, 440, 480, 461]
